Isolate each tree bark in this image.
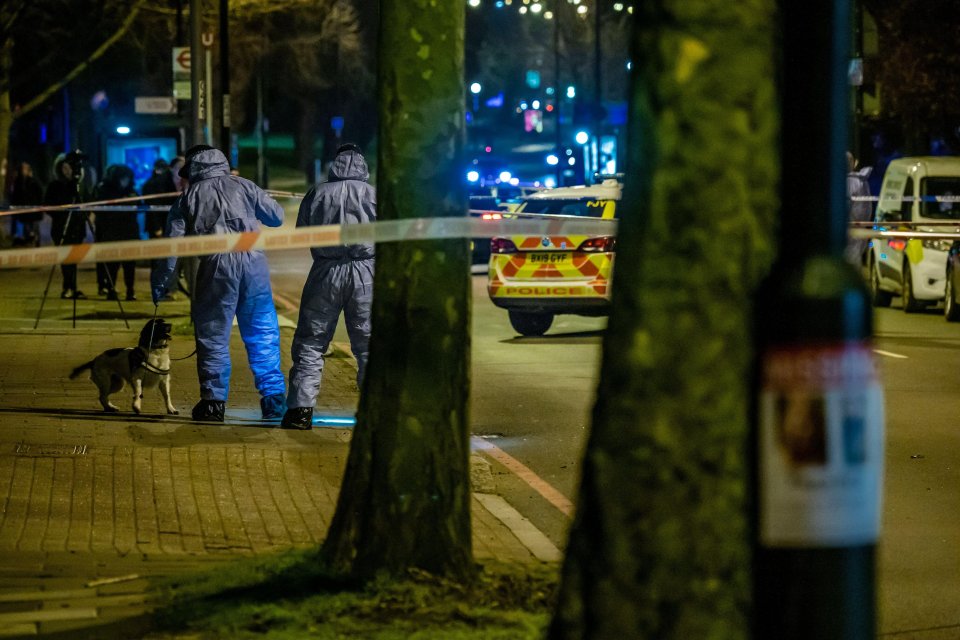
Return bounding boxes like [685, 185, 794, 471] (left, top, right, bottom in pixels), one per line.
[550, 2, 778, 638]
[320, 0, 473, 581]
[0, 36, 12, 206]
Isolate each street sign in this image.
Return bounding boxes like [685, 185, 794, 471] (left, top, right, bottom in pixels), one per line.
[135, 96, 177, 114]
[172, 47, 191, 100]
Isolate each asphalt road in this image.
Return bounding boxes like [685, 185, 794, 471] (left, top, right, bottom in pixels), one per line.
[268, 245, 958, 636]
[873, 303, 960, 637]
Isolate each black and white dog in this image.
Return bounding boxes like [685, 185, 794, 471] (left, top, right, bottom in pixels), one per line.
[70, 318, 179, 415]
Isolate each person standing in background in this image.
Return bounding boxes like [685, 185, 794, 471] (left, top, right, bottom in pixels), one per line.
[8, 162, 44, 246]
[845, 151, 873, 268]
[143, 158, 181, 299]
[93, 164, 140, 300]
[44, 150, 90, 299]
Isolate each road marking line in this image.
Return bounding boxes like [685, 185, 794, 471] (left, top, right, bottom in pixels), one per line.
[272, 291, 299, 313]
[0, 608, 98, 624]
[471, 435, 574, 518]
[473, 492, 562, 562]
[874, 349, 908, 359]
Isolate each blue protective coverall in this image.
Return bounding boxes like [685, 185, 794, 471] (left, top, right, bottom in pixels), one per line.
[151, 148, 286, 402]
[287, 149, 376, 409]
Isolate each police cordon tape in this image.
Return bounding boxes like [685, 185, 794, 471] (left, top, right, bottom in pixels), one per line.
[0, 192, 183, 217]
[1, 190, 308, 217]
[851, 195, 960, 203]
[0, 216, 617, 269]
[848, 228, 960, 241]
[0, 213, 953, 270]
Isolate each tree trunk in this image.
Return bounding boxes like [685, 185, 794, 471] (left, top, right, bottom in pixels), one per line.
[550, 2, 778, 638]
[319, 0, 473, 581]
[0, 36, 12, 208]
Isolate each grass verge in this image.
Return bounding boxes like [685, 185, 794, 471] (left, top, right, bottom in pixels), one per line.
[148, 548, 558, 639]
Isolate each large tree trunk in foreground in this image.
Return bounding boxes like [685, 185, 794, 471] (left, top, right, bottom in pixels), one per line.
[551, 2, 778, 638]
[320, 0, 472, 580]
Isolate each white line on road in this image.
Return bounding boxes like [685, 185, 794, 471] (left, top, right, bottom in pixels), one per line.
[473, 493, 562, 562]
[874, 349, 909, 359]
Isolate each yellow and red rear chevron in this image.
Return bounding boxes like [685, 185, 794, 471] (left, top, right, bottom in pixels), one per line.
[488, 248, 613, 299]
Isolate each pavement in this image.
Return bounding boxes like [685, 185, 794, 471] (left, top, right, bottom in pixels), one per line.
[0, 263, 558, 638]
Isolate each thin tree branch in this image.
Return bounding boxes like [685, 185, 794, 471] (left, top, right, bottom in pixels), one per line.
[1, 1, 29, 37]
[13, 0, 148, 121]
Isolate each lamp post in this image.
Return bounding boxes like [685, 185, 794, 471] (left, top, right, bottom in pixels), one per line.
[189, 0, 204, 145]
[752, 0, 880, 638]
[220, 0, 232, 165]
[553, 0, 562, 185]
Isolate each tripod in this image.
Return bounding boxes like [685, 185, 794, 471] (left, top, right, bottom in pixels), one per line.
[34, 209, 130, 330]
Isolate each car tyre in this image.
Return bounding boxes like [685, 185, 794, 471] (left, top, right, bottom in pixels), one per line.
[870, 257, 892, 308]
[902, 262, 925, 313]
[946, 267, 960, 322]
[508, 311, 553, 337]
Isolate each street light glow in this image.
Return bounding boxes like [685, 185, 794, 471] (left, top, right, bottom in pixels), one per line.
[532, 99, 541, 109]
[530, 2, 542, 12]
[467, 170, 481, 182]
[470, 82, 482, 94]
[566, 85, 576, 99]
[499, 171, 512, 182]
[546, 154, 559, 166]
[468, 0, 481, 7]
[115, 126, 131, 135]
[575, 130, 589, 145]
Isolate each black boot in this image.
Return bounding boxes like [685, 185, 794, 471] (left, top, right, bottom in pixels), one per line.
[281, 407, 313, 430]
[260, 393, 287, 420]
[192, 400, 225, 423]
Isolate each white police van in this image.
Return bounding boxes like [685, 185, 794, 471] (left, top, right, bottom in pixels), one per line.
[867, 156, 960, 311]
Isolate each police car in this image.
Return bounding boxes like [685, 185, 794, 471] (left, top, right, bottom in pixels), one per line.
[487, 179, 621, 336]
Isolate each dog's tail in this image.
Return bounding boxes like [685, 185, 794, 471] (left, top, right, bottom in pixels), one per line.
[69, 361, 95, 380]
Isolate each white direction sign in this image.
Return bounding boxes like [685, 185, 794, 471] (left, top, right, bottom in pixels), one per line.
[135, 96, 177, 114]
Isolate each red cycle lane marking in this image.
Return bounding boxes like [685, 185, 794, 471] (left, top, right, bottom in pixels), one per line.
[471, 435, 574, 518]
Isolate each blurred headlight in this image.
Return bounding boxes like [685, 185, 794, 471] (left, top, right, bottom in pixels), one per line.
[922, 239, 953, 252]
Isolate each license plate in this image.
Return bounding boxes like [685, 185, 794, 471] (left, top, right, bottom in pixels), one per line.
[529, 252, 570, 264]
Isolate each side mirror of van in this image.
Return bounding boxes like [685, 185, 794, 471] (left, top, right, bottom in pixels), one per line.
[878, 211, 902, 223]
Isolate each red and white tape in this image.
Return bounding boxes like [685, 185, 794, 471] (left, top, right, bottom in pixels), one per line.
[0, 216, 617, 269]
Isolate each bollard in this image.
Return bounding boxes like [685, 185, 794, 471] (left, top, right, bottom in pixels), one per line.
[752, 1, 883, 638]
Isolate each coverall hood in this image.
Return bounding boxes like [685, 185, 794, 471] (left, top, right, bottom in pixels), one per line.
[328, 150, 369, 183]
[103, 164, 135, 189]
[186, 148, 231, 182]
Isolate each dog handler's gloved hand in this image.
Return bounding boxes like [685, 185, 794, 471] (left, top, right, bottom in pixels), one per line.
[151, 285, 165, 306]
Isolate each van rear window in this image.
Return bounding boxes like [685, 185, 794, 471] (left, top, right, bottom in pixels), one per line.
[921, 178, 960, 219]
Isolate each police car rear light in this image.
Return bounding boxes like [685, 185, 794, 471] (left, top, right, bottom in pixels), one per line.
[887, 239, 907, 252]
[577, 236, 617, 252]
[491, 238, 518, 254]
[481, 212, 503, 220]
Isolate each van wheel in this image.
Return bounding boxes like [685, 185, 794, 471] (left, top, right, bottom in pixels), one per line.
[870, 258, 892, 307]
[946, 269, 960, 322]
[508, 311, 553, 336]
[902, 262, 925, 313]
